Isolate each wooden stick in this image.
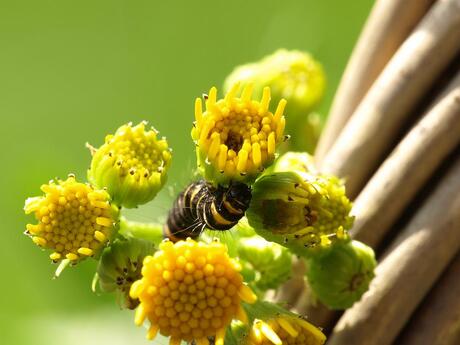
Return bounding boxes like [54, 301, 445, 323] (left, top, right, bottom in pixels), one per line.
[351, 70, 460, 248]
[315, 0, 435, 162]
[398, 251, 460, 345]
[327, 156, 460, 345]
[319, 0, 460, 199]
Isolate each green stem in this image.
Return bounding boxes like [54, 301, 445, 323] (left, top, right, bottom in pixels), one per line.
[119, 216, 164, 246]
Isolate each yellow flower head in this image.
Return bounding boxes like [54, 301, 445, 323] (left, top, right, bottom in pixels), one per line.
[24, 175, 119, 264]
[246, 316, 326, 345]
[88, 121, 171, 208]
[130, 238, 257, 345]
[192, 84, 286, 184]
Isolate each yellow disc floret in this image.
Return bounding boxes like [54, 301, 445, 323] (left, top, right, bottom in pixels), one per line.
[192, 84, 286, 184]
[24, 175, 119, 264]
[130, 238, 257, 345]
[246, 316, 326, 345]
[88, 121, 171, 208]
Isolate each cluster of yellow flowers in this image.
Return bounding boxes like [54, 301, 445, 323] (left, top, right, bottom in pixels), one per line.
[22, 49, 378, 345]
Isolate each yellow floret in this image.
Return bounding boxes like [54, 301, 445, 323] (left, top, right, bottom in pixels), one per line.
[246, 316, 326, 345]
[24, 175, 119, 264]
[130, 238, 256, 345]
[192, 84, 286, 184]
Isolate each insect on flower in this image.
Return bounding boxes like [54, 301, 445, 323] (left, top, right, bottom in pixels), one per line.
[164, 179, 252, 241]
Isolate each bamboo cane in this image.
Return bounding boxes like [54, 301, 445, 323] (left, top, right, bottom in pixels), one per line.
[351, 70, 460, 248]
[315, 0, 435, 162]
[397, 251, 460, 345]
[327, 156, 460, 345]
[319, 0, 460, 199]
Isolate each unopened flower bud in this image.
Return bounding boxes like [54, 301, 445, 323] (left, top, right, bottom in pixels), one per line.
[246, 171, 354, 256]
[273, 151, 317, 175]
[95, 237, 156, 309]
[88, 122, 171, 208]
[224, 49, 326, 152]
[238, 236, 292, 291]
[306, 240, 377, 309]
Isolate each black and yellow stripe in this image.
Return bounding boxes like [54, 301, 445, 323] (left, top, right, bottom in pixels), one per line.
[164, 180, 252, 241]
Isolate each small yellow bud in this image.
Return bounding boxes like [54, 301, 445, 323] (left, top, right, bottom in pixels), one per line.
[88, 122, 171, 208]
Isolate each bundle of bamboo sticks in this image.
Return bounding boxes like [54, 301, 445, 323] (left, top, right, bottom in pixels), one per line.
[278, 0, 460, 344]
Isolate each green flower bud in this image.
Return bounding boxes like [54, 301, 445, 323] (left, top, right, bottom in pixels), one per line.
[306, 240, 377, 310]
[273, 151, 317, 175]
[94, 237, 156, 309]
[246, 171, 354, 256]
[224, 49, 326, 152]
[224, 49, 326, 116]
[238, 236, 292, 291]
[88, 122, 171, 208]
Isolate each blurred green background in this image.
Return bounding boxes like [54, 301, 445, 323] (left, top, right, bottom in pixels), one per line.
[0, 1, 373, 344]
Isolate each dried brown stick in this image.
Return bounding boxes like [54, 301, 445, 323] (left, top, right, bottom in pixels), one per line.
[327, 157, 460, 345]
[315, 0, 435, 162]
[319, 0, 460, 199]
[351, 70, 460, 247]
[397, 251, 460, 345]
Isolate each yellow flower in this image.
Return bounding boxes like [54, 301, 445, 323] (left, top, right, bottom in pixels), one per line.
[24, 175, 119, 264]
[129, 238, 257, 345]
[246, 316, 326, 345]
[192, 84, 286, 184]
[88, 121, 171, 208]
